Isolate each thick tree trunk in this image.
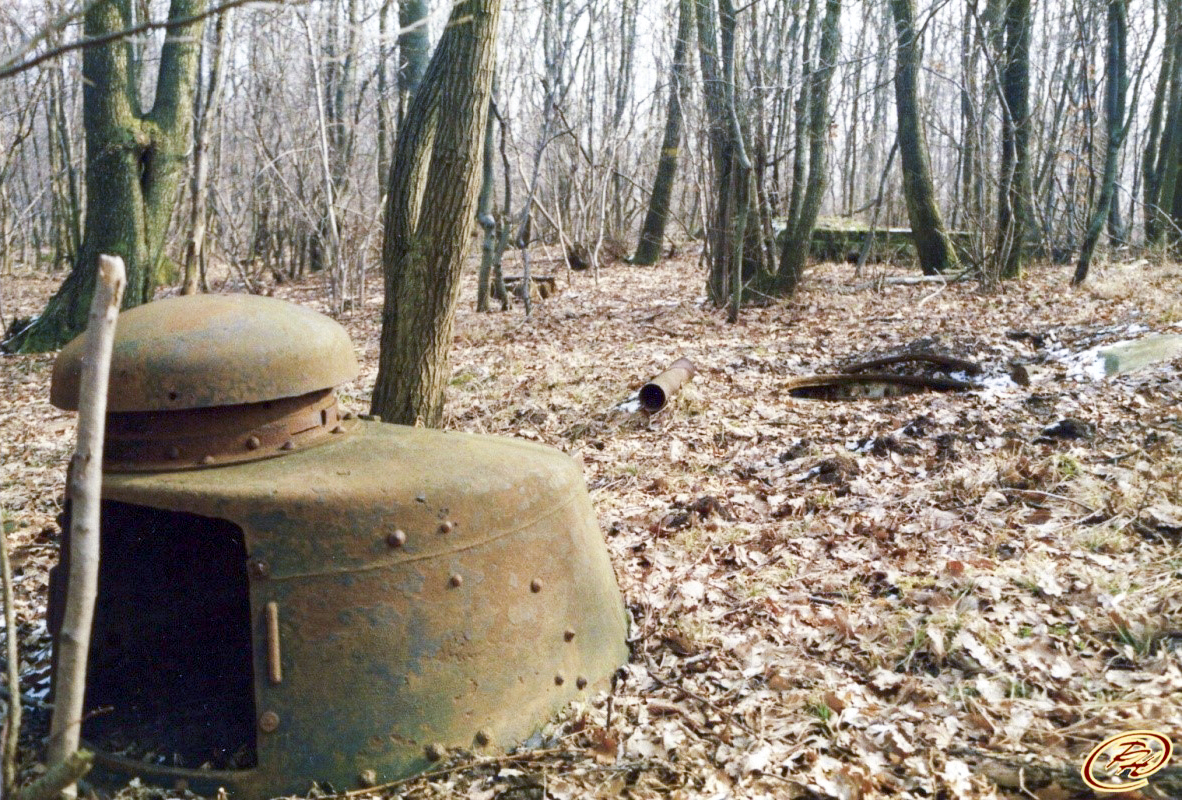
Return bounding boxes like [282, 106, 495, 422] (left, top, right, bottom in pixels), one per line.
[996, 0, 1033, 279]
[634, 0, 693, 266]
[775, 0, 841, 294]
[1073, 0, 1127, 285]
[889, 0, 959, 276]
[3, 0, 204, 353]
[371, 0, 502, 427]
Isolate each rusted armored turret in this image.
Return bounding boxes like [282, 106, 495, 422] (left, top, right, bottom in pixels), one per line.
[49, 294, 627, 799]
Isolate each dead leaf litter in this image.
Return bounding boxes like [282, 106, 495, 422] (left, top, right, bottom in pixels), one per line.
[2, 251, 1182, 799]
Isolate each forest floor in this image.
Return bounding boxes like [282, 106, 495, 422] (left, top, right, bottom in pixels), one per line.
[3, 247, 1182, 799]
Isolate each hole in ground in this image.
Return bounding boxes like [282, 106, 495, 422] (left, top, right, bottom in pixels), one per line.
[786, 373, 971, 401]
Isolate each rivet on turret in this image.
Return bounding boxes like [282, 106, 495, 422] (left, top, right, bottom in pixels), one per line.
[554, 675, 564, 686]
[280, 440, 295, 451]
[201, 455, 215, 465]
[332, 425, 344, 434]
[474, 729, 491, 747]
[166, 445, 181, 460]
[246, 435, 261, 450]
[576, 676, 588, 690]
[424, 743, 444, 762]
[258, 711, 280, 733]
[564, 629, 576, 642]
[439, 520, 454, 534]
[357, 769, 377, 788]
[249, 559, 271, 579]
[448, 573, 463, 588]
[530, 579, 543, 593]
[387, 529, 407, 548]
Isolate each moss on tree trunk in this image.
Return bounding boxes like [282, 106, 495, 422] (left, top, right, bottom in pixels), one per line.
[773, 0, 842, 295]
[889, 0, 958, 276]
[4, 0, 204, 354]
[634, 0, 693, 266]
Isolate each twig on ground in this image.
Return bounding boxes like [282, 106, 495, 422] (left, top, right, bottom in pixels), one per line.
[999, 488, 1098, 513]
[642, 654, 755, 735]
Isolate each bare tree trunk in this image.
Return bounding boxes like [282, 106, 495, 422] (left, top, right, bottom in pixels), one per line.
[1144, 0, 1181, 245]
[378, 0, 395, 185]
[1074, 0, 1127, 284]
[476, 98, 497, 311]
[634, 0, 693, 265]
[889, 0, 959, 275]
[398, 0, 431, 122]
[492, 104, 511, 310]
[786, 0, 818, 231]
[303, 13, 343, 299]
[775, 0, 841, 294]
[183, 9, 230, 295]
[995, 0, 1032, 279]
[47, 254, 125, 800]
[696, 0, 734, 306]
[371, 0, 502, 427]
[610, 0, 637, 238]
[720, 0, 751, 322]
[960, 0, 983, 226]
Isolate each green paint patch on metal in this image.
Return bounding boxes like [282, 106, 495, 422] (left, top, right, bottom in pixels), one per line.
[1099, 334, 1182, 376]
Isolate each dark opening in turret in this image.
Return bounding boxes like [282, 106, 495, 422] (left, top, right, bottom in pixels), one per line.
[51, 501, 257, 769]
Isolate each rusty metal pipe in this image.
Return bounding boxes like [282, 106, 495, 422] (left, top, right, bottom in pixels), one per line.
[639, 358, 696, 413]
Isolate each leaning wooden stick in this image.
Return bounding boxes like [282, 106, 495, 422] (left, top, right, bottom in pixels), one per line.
[1, 505, 21, 798]
[46, 255, 124, 799]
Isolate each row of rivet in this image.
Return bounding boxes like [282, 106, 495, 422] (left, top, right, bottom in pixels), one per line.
[385, 520, 455, 548]
[382, 525, 554, 593]
[261, 669, 591, 741]
[162, 411, 355, 463]
[246, 556, 550, 595]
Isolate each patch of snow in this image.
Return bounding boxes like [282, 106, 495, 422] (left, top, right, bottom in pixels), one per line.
[1063, 344, 1112, 382]
[615, 395, 642, 413]
[976, 373, 1019, 400]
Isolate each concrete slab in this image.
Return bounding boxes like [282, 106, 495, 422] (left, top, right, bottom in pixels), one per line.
[1099, 334, 1182, 376]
